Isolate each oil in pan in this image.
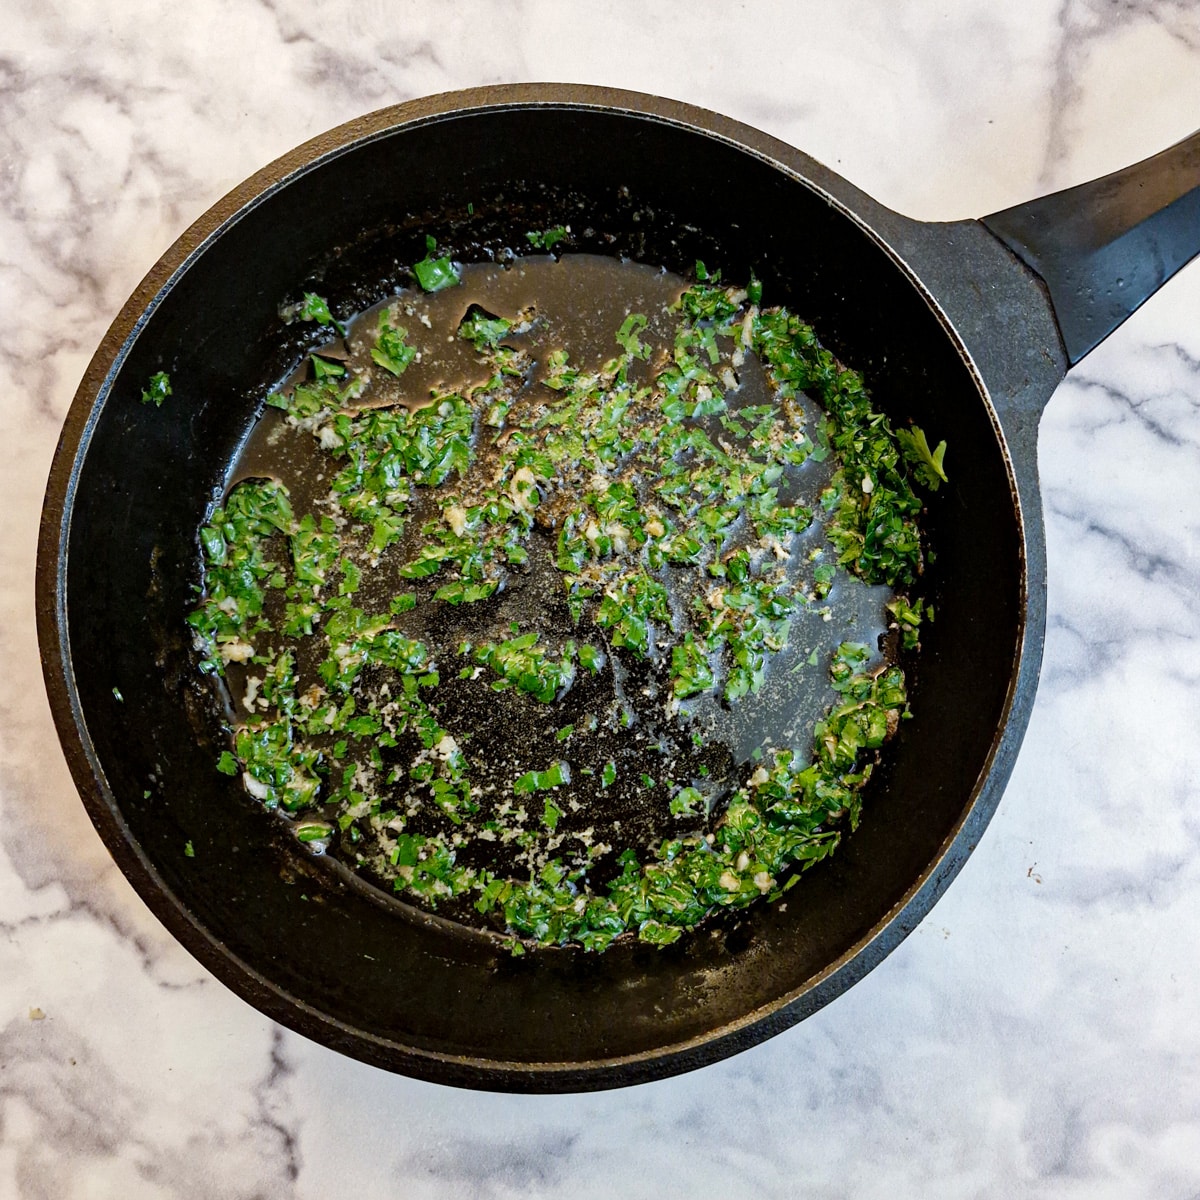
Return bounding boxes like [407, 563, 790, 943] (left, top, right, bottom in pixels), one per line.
[195, 251, 931, 953]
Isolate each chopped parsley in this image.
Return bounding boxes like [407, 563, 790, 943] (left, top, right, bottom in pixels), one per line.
[140, 372, 171, 408]
[897, 425, 949, 491]
[190, 254, 940, 955]
[412, 236, 460, 292]
[459, 309, 512, 350]
[299, 293, 334, 324]
[526, 226, 568, 250]
[371, 312, 417, 376]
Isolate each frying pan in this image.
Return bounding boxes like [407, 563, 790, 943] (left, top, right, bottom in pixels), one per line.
[36, 85, 1200, 1092]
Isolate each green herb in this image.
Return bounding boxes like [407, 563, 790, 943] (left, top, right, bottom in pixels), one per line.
[296, 822, 333, 843]
[459, 309, 512, 350]
[192, 253, 933, 957]
[896, 424, 948, 490]
[671, 634, 713, 698]
[526, 226, 568, 250]
[371, 312, 417, 376]
[886, 595, 925, 651]
[615, 313, 650, 360]
[299, 292, 341, 329]
[670, 786, 702, 816]
[183, 841, 195, 858]
[140, 372, 172, 408]
[579, 644, 603, 673]
[514, 761, 569, 796]
[413, 237, 460, 292]
[311, 355, 344, 380]
[476, 634, 575, 704]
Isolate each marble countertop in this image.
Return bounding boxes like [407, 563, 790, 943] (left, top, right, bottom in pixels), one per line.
[5, 2, 1200, 1196]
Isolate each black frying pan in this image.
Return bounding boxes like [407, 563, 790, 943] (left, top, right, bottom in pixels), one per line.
[36, 86, 1200, 1091]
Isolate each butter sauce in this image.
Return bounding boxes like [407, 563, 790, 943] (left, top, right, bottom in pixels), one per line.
[194, 253, 923, 950]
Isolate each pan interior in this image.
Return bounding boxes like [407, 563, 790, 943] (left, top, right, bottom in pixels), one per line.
[59, 104, 1021, 1083]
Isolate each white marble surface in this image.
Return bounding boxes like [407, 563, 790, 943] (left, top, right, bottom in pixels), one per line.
[5, 2, 1200, 1195]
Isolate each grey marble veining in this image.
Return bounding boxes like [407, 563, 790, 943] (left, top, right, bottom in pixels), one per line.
[5, 2, 1200, 1196]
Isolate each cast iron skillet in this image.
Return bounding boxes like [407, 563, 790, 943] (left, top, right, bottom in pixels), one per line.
[37, 86, 1200, 1091]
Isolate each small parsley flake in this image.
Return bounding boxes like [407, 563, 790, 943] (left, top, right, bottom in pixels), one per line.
[140, 372, 172, 408]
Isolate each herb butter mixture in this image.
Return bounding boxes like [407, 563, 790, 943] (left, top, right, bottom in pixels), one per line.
[189, 246, 944, 953]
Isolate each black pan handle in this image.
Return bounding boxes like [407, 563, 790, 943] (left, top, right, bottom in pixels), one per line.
[982, 130, 1200, 365]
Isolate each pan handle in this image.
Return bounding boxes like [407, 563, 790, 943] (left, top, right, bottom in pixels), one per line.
[982, 129, 1200, 365]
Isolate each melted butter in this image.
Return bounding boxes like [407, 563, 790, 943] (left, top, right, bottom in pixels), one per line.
[221, 254, 897, 927]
